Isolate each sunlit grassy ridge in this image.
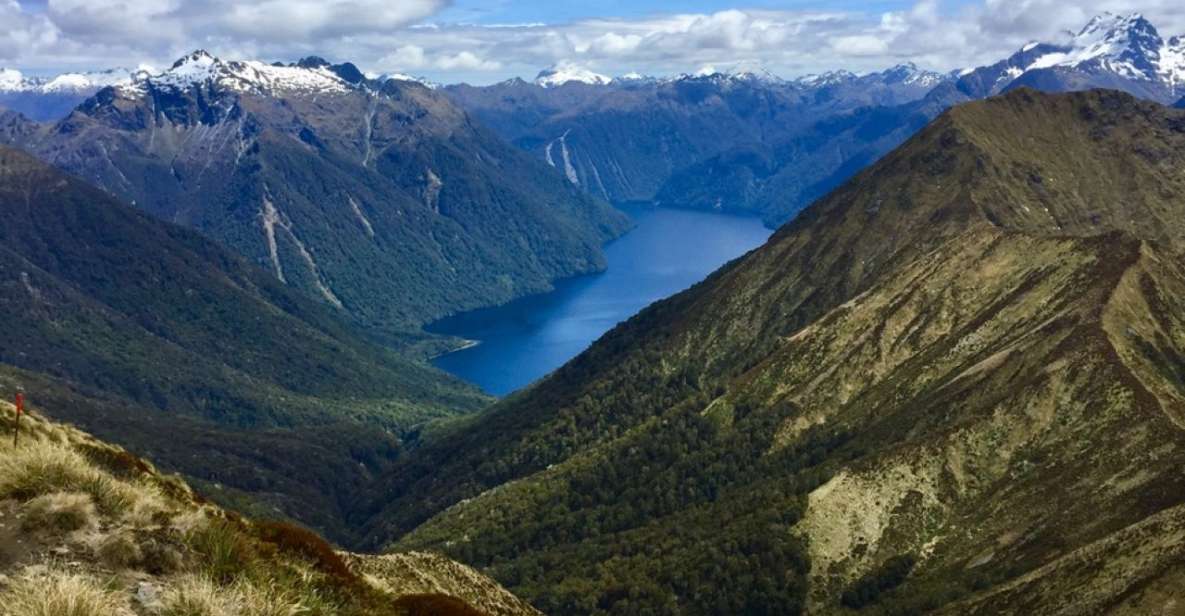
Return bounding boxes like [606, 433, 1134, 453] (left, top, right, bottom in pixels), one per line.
[0, 401, 539, 616]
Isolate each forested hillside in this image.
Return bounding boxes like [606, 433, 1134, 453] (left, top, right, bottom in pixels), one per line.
[359, 89, 1185, 614]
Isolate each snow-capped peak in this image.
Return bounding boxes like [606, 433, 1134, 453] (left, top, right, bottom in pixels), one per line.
[125, 50, 352, 97]
[0, 67, 137, 94]
[1061, 12, 1164, 80]
[380, 72, 439, 89]
[615, 72, 649, 82]
[877, 62, 947, 87]
[964, 13, 1185, 98]
[535, 63, 611, 87]
[794, 69, 857, 87]
[171, 50, 217, 71]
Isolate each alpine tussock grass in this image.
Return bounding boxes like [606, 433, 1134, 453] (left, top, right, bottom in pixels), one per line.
[0, 401, 522, 615]
[0, 568, 132, 616]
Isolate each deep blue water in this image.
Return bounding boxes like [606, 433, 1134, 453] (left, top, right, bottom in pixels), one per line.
[428, 204, 773, 396]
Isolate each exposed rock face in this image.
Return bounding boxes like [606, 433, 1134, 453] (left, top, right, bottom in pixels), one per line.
[0, 144, 488, 544]
[344, 551, 542, 616]
[5, 51, 629, 343]
[360, 89, 1185, 614]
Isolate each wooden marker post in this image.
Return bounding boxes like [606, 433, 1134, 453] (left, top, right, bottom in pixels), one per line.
[13, 390, 23, 447]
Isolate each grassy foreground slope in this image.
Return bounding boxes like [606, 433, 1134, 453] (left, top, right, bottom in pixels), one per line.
[0, 144, 489, 544]
[361, 89, 1185, 614]
[0, 400, 539, 616]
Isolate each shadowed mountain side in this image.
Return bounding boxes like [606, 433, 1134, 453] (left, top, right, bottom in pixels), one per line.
[0, 145, 490, 544]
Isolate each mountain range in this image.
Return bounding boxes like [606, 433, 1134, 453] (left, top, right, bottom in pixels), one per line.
[447, 62, 955, 225]
[357, 87, 1185, 615]
[2, 50, 629, 351]
[445, 12, 1185, 227]
[0, 66, 141, 121]
[3, 10, 1185, 615]
[8, 13, 1178, 232]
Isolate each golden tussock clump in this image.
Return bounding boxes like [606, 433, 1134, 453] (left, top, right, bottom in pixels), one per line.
[0, 401, 531, 616]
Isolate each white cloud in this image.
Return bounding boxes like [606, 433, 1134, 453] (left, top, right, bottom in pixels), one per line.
[380, 45, 428, 69]
[3, 1, 1185, 84]
[830, 35, 890, 57]
[435, 50, 501, 71]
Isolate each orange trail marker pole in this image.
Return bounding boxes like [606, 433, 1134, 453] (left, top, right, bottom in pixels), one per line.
[13, 391, 23, 447]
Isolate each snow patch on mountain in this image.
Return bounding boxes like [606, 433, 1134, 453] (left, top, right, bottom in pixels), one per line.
[535, 63, 611, 87]
[0, 67, 137, 93]
[123, 50, 352, 97]
[794, 70, 857, 87]
[1162, 36, 1185, 90]
[969, 13, 1185, 97]
[793, 64, 946, 90]
[381, 72, 438, 88]
[877, 63, 947, 88]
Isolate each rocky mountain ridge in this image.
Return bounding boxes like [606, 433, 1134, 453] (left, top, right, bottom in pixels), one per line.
[3, 50, 629, 349]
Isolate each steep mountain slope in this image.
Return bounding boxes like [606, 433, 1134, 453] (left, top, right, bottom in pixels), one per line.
[0, 107, 37, 144]
[0, 144, 489, 544]
[0, 399, 538, 616]
[656, 83, 968, 225]
[446, 64, 953, 225]
[960, 13, 1185, 104]
[360, 89, 1185, 614]
[448, 73, 808, 205]
[7, 52, 628, 347]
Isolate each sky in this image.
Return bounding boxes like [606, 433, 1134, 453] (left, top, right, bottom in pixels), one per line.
[4, 1, 1185, 84]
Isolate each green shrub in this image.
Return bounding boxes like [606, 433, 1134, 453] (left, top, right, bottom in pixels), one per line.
[185, 519, 257, 583]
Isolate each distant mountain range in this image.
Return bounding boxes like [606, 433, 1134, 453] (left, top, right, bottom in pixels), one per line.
[447, 62, 954, 225]
[2, 51, 629, 349]
[0, 67, 142, 120]
[7, 12, 1177, 230]
[444, 12, 1185, 226]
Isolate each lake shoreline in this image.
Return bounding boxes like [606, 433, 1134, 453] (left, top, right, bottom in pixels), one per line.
[428, 203, 772, 395]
